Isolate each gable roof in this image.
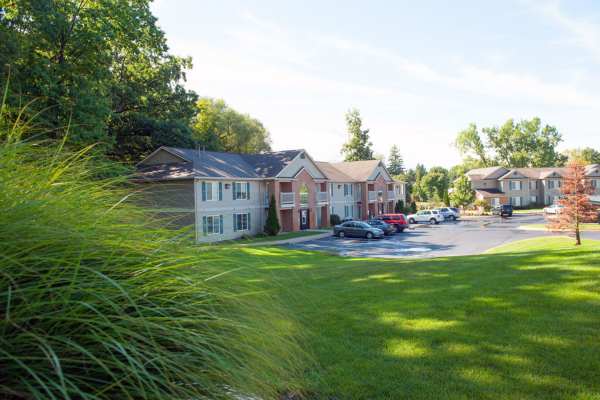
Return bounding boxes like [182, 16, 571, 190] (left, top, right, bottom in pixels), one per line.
[136, 147, 302, 180]
[466, 166, 509, 180]
[329, 160, 385, 181]
[315, 162, 358, 182]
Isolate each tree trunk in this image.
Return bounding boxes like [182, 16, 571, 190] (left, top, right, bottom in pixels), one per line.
[575, 226, 581, 246]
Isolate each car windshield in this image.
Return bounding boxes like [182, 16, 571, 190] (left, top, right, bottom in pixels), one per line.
[356, 222, 370, 228]
[341, 222, 353, 227]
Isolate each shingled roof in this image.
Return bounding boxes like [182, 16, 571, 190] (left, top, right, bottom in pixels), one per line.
[136, 147, 302, 181]
[315, 162, 358, 182]
[329, 160, 383, 181]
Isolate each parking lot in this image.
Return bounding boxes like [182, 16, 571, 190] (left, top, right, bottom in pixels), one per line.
[284, 213, 600, 258]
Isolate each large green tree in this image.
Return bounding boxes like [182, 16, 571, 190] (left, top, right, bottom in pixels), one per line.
[0, 0, 197, 158]
[450, 175, 475, 207]
[563, 147, 600, 164]
[455, 118, 566, 168]
[387, 145, 404, 175]
[192, 98, 272, 154]
[341, 108, 374, 161]
[420, 166, 449, 202]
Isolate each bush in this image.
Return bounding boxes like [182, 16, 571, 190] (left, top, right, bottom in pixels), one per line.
[394, 200, 405, 213]
[330, 213, 341, 226]
[0, 135, 304, 398]
[264, 194, 281, 235]
[410, 201, 417, 213]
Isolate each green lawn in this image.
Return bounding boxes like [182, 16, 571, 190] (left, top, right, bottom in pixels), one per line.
[521, 223, 600, 231]
[232, 229, 329, 244]
[205, 237, 600, 399]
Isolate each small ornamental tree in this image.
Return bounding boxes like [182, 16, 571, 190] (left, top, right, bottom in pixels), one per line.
[264, 194, 281, 236]
[548, 160, 597, 245]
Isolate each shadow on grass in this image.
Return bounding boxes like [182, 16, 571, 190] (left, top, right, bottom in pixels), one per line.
[199, 244, 600, 399]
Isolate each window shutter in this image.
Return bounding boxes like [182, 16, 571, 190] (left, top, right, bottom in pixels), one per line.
[218, 182, 223, 201]
[219, 215, 224, 234]
[233, 182, 237, 200]
[201, 182, 206, 201]
[247, 212, 251, 231]
[246, 182, 251, 200]
[233, 214, 237, 232]
[202, 216, 207, 236]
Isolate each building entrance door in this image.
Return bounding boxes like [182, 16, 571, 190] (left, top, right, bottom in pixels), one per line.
[300, 209, 310, 230]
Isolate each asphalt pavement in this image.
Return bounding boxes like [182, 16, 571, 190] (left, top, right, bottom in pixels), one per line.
[283, 214, 600, 258]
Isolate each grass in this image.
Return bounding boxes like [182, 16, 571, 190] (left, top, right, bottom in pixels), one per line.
[520, 223, 600, 231]
[234, 230, 329, 244]
[202, 237, 600, 399]
[513, 208, 545, 214]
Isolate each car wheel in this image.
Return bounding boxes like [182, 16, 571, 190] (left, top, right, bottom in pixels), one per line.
[409, 218, 416, 224]
[450, 215, 456, 221]
[429, 218, 436, 225]
[398, 228, 405, 233]
[366, 232, 373, 239]
[339, 231, 345, 238]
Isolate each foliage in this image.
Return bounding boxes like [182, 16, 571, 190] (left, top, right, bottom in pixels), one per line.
[193, 97, 272, 154]
[0, 0, 198, 158]
[450, 175, 475, 207]
[409, 201, 417, 213]
[341, 108, 374, 161]
[474, 198, 491, 212]
[264, 194, 281, 236]
[0, 129, 305, 398]
[387, 145, 404, 175]
[420, 166, 449, 202]
[394, 200, 405, 213]
[410, 164, 428, 201]
[563, 147, 600, 164]
[330, 213, 342, 226]
[455, 118, 566, 168]
[547, 160, 598, 245]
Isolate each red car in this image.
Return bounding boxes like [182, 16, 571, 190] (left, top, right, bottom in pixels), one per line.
[378, 214, 409, 232]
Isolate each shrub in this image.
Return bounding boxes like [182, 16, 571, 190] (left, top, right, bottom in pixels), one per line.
[330, 213, 341, 226]
[394, 200, 405, 213]
[410, 201, 417, 213]
[264, 194, 281, 235]
[0, 135, 305, 398]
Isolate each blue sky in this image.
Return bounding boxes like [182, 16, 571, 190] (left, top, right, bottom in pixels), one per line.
[152, 0, 600, 168]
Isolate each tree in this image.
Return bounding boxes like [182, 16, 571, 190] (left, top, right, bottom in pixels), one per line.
[563, 147, 600, 164]
[409, 201, 417, 213]
[264, 195, 280, 236]
[450, 175, 475, 207]
[409, 164, 428, 201]
[341, 108, 374, 161]
[394, 200, 405, 213]
[420, 167, 449, 202]
[455, 118, 566, 168]
[548, 161, 598, 245]
[192, 98, 272, 154]
[387, 145, 404, 175]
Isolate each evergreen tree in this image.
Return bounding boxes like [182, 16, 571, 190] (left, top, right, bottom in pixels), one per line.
[264, 195, 280, 236]
[410, 201, 417, 213]
[387, 145, 404, 175]
[394, 200, 405, 213]
[341, 108, 374, 161]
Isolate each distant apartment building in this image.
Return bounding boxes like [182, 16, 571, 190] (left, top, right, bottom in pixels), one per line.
[466, 165, 600, 207]
[136, 147, 406, 242]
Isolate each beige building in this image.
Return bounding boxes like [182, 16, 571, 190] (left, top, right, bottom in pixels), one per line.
[466, 165, 600, 207]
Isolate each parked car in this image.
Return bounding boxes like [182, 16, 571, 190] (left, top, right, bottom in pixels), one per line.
[493, 204, 513, 217]
[378, 213, 409, 232]
[341, 216, 354, 223]
[406, 210, 444, 225]
[333, 221, 384, 239]
[367, 219, 396, 235]
[543, 204, 564, 214]
[436, 207, 460, 221]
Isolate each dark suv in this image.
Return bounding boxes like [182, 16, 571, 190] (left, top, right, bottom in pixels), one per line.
[493, 204, 513, 217]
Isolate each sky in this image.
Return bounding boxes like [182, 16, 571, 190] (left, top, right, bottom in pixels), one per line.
[151, 0, 600, 168]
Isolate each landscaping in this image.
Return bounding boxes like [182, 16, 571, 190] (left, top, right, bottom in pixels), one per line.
[205, 237, 600, 399]
[232, 230, 329, 244]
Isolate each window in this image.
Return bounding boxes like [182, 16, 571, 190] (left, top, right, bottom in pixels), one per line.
[202, 182, 221, 201]
[344, 205, 352, 218]
[203, 215, 223, 235]
[529, 181, 538, 190]
[233, 213, 250, 232]
[491, 198, 500, 207]
[233, 182, 250, 200]
[330, 183, 334, 196]
[592, 179, 598, 189]
[509, 180, 521, 191]
[530, 195, 537, 204]
[511, 197, 522, 206]
[299, 184, 309, 205]
[547, 180, 555, 189]
[343, 184, 353, 197]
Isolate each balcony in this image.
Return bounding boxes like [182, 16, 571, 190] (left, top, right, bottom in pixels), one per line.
[280, 192, 295, 208]
[317, 191, 328, 204]
[368, 191, 377, 202]
[387, 190, 396, 200]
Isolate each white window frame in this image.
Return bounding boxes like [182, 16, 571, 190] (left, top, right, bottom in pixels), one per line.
[511, 196, 522, 207]
[205, 182, 219, 201]
[234, 213, 250, 232]
[234, 182, 249, 200]
[491, 198, 500, 207]
[530, 195, 537, 204]
[509, 180, 521, 191]
[547, 180, 555, 189]
[205, 215, 221, 235]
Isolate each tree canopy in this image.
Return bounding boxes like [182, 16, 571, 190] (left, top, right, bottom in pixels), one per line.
[563, 147, 600, 164]
[455, 118, 566, 168]
[450, 175, 475, 207]
[341, 108, 374, 161]
[387, 145, 404, 175]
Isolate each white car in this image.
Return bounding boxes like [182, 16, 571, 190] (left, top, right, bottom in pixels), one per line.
[543, 204, 564, 214]
[407, 210, 444, 225]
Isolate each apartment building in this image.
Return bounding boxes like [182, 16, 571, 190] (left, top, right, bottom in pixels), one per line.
[466, 165, 600, 207]
[136, 146, 406, 242]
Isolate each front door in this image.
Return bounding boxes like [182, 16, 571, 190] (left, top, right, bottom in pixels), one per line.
[300, 209, 310, 230]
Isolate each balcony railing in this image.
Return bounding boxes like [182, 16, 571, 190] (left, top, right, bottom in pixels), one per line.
[368, 191, 377, 202]
[387, 190, 396, 200]
[280, 192, 295, 207]
[317, 191, 328, 203]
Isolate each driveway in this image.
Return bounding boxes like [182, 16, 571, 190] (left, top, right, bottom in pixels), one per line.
[283, 213, 600, 258]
